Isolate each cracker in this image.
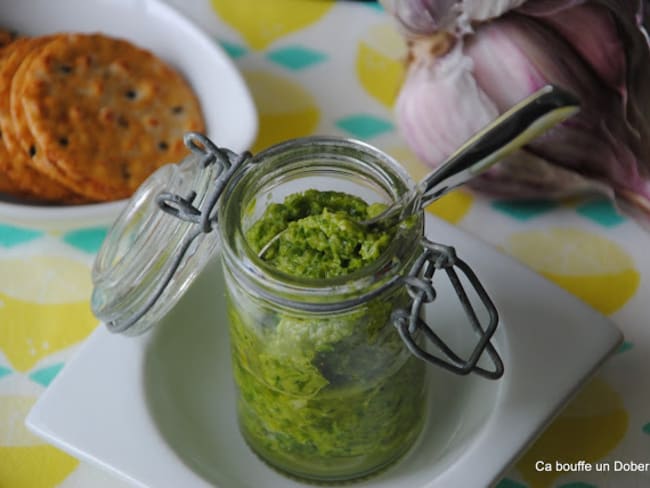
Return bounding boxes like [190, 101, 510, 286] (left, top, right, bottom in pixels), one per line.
[0, 135, 24, 197]
[10, 35, 64, 180]
[0, 177, 17, 195]
[0, 40, 26, 196]
[0, 37, 80, 202]
[21, 33, 205, 201]
[0, 45, 20, 195]
[0, 29, 39, 198]
[0, 29, 18, 49]
[0, 136, 23, 196]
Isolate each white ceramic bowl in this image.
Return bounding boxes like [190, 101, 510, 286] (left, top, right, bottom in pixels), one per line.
[0, 0, 257, 231]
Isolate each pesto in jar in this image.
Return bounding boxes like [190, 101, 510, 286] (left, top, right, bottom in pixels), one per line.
[246, 190, 393, 279]
[227, 190, 426, 481]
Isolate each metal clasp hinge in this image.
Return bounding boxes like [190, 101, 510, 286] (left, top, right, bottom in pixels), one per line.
[156, 132, 250, 232]
[393, 238, 504, 379]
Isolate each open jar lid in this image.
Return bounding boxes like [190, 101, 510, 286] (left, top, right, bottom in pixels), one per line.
[91, 133, 249, 335]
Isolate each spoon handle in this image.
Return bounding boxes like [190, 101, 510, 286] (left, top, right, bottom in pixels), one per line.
[418, 84, 580, 206]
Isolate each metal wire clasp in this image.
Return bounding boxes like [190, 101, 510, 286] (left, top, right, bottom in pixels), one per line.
[392, 238, 504, 379]
[156, 133, 250, 232]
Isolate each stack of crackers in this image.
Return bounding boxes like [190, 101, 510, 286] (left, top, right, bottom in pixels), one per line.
[0, 30, 205, 203]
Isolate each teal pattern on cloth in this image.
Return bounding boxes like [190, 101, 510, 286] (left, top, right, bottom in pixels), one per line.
[491, 200, 557, 221]
[617, 341, 633, 354]
[29, 363, 65, 387]
[0, 225, 43, 247]
[0, 365, 11, 380]
[576, 199, 626, 227]
[362, 1, 384, 11]
[62, 227, 108, 253]
[495, 478, 527, 488]
[335, 114, 394, 138]
[558, 483, 598, 488]
[267, 46, 327, 70]
[218, 39, 248, 59]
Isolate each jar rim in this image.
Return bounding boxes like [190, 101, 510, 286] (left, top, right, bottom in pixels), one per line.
[218, 135, 423, 311]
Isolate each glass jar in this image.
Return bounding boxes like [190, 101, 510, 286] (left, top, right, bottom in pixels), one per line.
[218, 137, 427, 480]
[91, 133, 503, 483]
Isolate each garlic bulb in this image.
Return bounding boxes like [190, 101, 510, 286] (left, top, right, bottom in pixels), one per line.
[382, 0, 650, 221]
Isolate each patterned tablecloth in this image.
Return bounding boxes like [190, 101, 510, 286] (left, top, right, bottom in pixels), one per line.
[1, 1, 649, 487]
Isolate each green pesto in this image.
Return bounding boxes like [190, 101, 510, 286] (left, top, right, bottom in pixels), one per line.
[227, 292, 426, 480]
[228, 190, 427, 480]
[246, 190, 392, 279]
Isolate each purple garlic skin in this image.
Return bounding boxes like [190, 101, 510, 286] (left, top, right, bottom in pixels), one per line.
[386, 0, 650, 216]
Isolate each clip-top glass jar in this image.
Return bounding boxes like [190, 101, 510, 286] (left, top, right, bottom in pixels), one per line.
[220, 137, 427, 481]
[91, 133, 504, 483]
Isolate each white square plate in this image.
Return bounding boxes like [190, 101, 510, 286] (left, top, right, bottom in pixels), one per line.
[26, 214, 622, 488]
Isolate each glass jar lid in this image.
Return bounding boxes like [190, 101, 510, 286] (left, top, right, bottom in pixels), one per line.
[91, 133, 249, 335]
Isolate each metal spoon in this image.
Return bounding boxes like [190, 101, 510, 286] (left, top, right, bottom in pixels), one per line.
[360, 84, 579, 230]
[258, 85, 580, 258]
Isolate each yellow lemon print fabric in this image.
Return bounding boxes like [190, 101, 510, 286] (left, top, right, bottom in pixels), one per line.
[356, 23, 406, 107]
[516, 377, 628, 488]
[243, 71, 320, 152]
[425, 190, 474, 225]
[505, 228, 640, 315]
[0, 396, 79, 488]
[0, 256, 97, 372]
[210, 0, 334, 50]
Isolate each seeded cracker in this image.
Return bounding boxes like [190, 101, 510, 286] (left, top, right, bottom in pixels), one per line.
[10, 34, 76, 188]
[21, 33, 205, 201]
[0, 37, 79, 201]
[0, 29, 18, 49]
[0, 43, 16, 194]
[0, 29, 26, 196]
